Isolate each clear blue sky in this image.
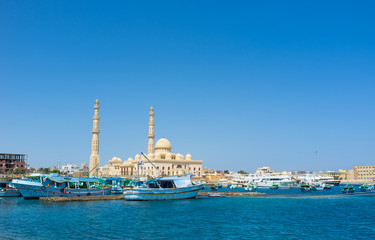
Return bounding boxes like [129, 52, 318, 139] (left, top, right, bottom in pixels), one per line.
[1, 1, 374, 172]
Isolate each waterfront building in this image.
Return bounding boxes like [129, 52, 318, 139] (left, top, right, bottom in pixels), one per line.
[353, 166, 375, 180]
[0, 153, 27, 174]
[101, 106, 203, 178]
[89, 99, 101, 177]
[319, 170, 348, 180]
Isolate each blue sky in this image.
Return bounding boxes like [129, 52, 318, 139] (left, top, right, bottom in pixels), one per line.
[1, 1, 374, 172]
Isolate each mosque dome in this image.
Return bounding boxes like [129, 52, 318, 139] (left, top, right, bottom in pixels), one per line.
[109, 157, 122, 164]
[186, 154, 192, 161]
[176, 153, 184, 160]
[135, 154, 141, 161]
[95, 99, 99, 104]
[127, 157, 133, 161]
[155, 138, 172, 153]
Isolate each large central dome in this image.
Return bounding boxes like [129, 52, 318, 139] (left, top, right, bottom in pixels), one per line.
[155, 138, 172, 153]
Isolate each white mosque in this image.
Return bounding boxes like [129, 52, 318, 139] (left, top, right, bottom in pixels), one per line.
[100, 106, 203, 178]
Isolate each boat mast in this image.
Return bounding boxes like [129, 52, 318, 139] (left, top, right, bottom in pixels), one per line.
[141, 152, 160, 177]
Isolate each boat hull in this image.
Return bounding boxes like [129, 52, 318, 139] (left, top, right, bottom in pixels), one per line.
[12, 180, 111, 199]
[123, 184, 204, 201]
[0, 189, 21, 197]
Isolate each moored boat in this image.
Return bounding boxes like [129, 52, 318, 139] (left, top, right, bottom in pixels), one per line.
[12, 174, 111, 199]
[123, 174, 205, 201]
[323, 184, 333, 190]
[300, 184, 312, 192]
[0, 181, 21, 197]
[244, 184, 257, 191]
[359, 184, 372, 192]
[269, 184, 279, 190]
[341, 185, 355, 194]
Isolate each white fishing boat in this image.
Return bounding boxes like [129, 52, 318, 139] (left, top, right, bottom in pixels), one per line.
[123, 174, 204, 201]
[123, 153, 205, 201]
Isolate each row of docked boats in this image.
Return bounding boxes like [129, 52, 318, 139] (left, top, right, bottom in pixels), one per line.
[2, 154, 205, 201]
[0, 173, 204, 201]
[0, 153, 205, 201]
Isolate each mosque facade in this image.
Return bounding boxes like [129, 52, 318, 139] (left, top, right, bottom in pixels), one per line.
[100, 106, 203, 178]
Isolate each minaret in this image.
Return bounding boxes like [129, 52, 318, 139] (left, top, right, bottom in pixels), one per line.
[89, 99, 100, 177]
[148, 106, 155, 154]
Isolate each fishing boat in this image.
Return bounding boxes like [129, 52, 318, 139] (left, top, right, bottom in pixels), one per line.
[123, 174, 204, 201]
[123, 153, 205, 201]
[12, 174, 111, 199]
[269, 184, 279, 190]
[244, 184, 257, 191]
[300, 184, 312, 192]
[359, 184, 372, 192]
[215, 183, 223, 189]
[341, 185, 355, 194]
[314, 183, 324, 191]
[104, 178, 124, 194]
[0, 181, 21, 197]
[323, 184, 333, 190]
[229, 184, 237, 189]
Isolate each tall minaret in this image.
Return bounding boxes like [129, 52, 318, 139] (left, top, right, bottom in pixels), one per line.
[89, 99, 100, 177]
[148, 106, 155, 154]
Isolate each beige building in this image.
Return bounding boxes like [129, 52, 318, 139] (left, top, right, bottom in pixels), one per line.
[354, 166, 375, 180]
[101, 106, 203, 178]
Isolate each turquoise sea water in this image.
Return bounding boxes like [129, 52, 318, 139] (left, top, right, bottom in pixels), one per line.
[1, 187, 375, 240]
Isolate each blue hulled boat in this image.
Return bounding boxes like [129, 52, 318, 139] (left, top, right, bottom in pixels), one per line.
[123, 174, 205, 201]
[359, 184, 372, 192]
[12, 174, 111, 199]
[341, 185, 355, 194]
[0, 181, 21, 197]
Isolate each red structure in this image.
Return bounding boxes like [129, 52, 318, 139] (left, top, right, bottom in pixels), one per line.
[0, 153, 27, 173]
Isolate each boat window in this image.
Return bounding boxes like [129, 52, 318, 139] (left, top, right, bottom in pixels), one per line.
[157, 180, 174, 188]
[148, 181, 159, 188]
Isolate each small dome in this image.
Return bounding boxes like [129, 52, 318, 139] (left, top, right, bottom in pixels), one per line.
[186, 154, 192, 160]
[176, 153, 184, 160]
[95, 99, 99, 104]
[155, 138, 172, 153]
[141, 154, 146, 160]
[127, 157, 133, 161]
[135, 154, 141, 161]
[166, 153, 172, 160]
[109, 157, 122, 164]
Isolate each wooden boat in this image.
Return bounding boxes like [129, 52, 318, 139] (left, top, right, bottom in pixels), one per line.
[123, 153, 205, 201]
[12, 174, 111, 199]
[341, 185, 355, 194]
[0, 181, 21, 197]
[123, 174, 204, 201]
[269, 184, 279, 190]
[300, 184, 312, 192]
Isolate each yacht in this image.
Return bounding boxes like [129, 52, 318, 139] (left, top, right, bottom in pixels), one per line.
[254, 175, 296, 188]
